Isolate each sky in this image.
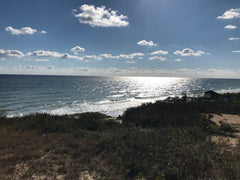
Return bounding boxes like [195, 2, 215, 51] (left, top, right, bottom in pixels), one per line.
[0, 0, 240, 78]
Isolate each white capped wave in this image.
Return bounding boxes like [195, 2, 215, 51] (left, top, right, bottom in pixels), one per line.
[6, 113, 24, 118]
[46, 97, 161, 117]
[216, 88, 240, 94]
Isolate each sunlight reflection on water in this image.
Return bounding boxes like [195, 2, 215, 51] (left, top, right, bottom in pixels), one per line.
[1, 75, 240, 117]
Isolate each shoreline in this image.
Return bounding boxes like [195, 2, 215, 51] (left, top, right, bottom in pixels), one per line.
[2, 76, 240, 119]
[4, 90, 240, 119]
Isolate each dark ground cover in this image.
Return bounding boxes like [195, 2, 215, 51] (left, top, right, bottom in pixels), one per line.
[1, 97, 240, 179]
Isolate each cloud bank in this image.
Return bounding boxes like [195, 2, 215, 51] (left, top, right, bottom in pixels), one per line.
[27, 50, 63, 58]
[26, 50, 144, 61]
[2, 66, 240, 79]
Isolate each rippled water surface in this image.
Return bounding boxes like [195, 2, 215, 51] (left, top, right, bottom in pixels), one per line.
[1, 75, 240, 117]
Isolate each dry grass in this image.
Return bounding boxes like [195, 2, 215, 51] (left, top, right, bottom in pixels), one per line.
[0, 127, 106, 179]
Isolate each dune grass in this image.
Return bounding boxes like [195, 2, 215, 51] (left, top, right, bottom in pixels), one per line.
[1, 98, 240, 179]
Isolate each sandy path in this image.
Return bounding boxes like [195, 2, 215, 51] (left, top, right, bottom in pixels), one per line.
[210, 114, 240, 126]
[210, 114, 240, 147]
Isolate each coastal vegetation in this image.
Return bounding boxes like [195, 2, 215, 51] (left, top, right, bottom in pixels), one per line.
[1, 93, 240, 179]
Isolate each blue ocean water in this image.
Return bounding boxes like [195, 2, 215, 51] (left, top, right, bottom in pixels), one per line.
[1, 75, 240, 117]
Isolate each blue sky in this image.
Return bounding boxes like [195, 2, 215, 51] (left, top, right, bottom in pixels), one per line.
[0, 0, 240, 78]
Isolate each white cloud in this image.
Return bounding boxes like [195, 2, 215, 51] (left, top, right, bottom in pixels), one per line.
[61, 53, 102, 61]
[80, 52, 144, 60]
[228, 37, 240, 40]
[149, 56, 166, 61]
[82, 55, 101, 60]
[28, 50, 94, 61]
[126, 61, 136, 64]
[174, 58, 181, 62]
[150, 50, 168, 56]
[35, 59, 49, 62]
[99, 54, 113, 58]
[137, 40, 157, 46]
[5, 26, 47, 35]
[40, 30, 47, 34]
[224, 25, 237, 29]
[28, 50, 84, 60]
[217, 8, 240, 19]
[115, 54, 129, 59]
[128, 53, 144, 58]
[5, 26, 37, 35]
[73, 4, 129, 27]
[73, 52, 144, 60]
[60, 53, 82, 60]
[232, 50, 240, 53]
[71, 46, 85, 52]
[114, 53, 144, 59]
[174, 48, 205, 56]
[0, 49, 24, 59]
[27, 50, 63, 58]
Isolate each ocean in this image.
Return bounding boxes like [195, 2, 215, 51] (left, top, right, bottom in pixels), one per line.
[1, 75, 240, 117]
